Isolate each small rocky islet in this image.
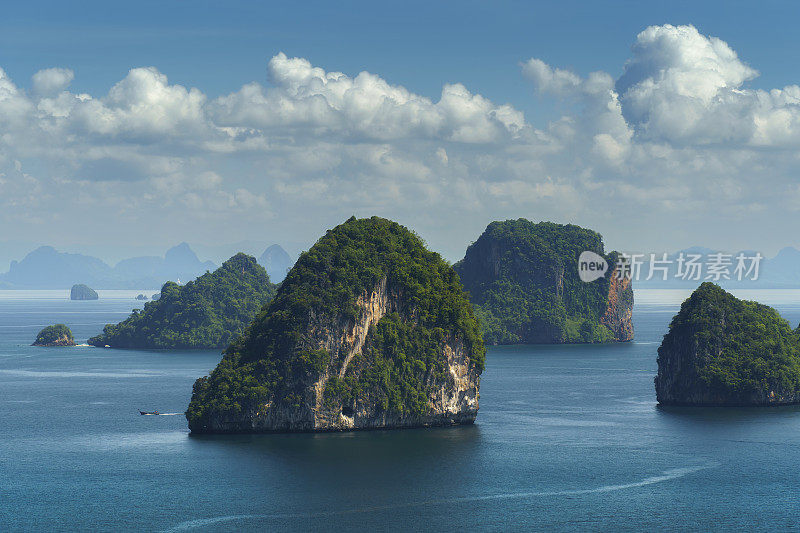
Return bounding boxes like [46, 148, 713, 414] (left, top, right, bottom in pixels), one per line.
[656, 282, 800, 406]
[33, 324, 76, 347]
[70, 284, 98, 300]
[186, 216, 485, 434]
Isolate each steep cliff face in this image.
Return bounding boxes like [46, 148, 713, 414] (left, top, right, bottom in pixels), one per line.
[656, 283, 800, 406]
[187, 217, 484, 433]
[601, 274, 634, 342]
[454, 219, 633, 345]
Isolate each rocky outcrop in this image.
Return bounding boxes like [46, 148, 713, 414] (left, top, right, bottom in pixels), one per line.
[33, 324, 76, 346]
[656, 282, 800, 406]
[187, 216, 484, 433]
[601, 274, 634, 342]
[70, 284, 98, 300]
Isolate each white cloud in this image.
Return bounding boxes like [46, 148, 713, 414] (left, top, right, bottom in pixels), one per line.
[72, 67, 208, 139]
[3, 31, 800, 259]
[211, 53, 525, 143]
[32, 68, 74, 96]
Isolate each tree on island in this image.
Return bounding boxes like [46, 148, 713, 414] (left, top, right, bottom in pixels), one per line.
[33, 324, 76, 347]
[88, 253, 277, 349]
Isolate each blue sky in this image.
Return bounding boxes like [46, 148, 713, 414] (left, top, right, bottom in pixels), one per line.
[3, 0, 798, 121]
[2, 1, 800, 264]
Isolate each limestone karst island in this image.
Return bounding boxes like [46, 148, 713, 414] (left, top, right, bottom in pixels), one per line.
[6, 6, 800, 530]
[656, 283, 800, 406]
[186, 217, 485, 433]
[88, 254, 276, 349]
[455, 219, 633, 345]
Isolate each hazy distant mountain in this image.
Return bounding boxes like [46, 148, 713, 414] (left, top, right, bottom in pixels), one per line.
[162, 243, 216, 280]
[258, 244, 293, 282]
[764, 247, 800, 285]
[111, 243, 216, 287]
[189, 240, 268, 265]
[636, 246, 800, 288]
[0, 243, 217, 289]
[0, 246, 117, 289]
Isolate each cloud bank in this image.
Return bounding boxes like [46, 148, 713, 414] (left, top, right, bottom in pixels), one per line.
[2, 25, 800, 257]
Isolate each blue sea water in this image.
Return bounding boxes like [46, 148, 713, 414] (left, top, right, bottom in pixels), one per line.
[3, 289, 800, 531]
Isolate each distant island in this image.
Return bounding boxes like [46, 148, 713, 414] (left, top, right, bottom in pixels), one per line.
[33, 324, 76, 347]
[656, 282, 800, 406]
[454, 219, 633, 345]
[0, 243, 216, 289]
[186, 216, 485, 434]
[70, 284, 98, 300]
[258, 244, 293, 283]
[88, 253, 276, 349]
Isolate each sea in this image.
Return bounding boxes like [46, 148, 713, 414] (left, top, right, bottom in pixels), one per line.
[2, 288, 800, 531]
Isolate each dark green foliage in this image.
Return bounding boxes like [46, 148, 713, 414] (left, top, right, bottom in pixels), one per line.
[186, 216, 484, 427]
[33, 324, 75, 346]
[659, 282, 800, 398]
[454, 219, 617, 344]
[87, 254, 276, 349]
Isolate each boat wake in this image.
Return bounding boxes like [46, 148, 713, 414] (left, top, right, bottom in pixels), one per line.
[162, 462, 716, 531]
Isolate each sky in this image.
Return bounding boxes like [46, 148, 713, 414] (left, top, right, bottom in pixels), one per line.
[2, 0, 800, 264]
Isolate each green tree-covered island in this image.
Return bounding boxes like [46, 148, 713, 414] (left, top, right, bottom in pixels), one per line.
[88, 253, 276, 349]
[33, 324, 76, 347]
[656, 282, 800, 406]
[70, 284, 98, 300]
[187, 216, 485, 433]
[454, 219, 633, 345]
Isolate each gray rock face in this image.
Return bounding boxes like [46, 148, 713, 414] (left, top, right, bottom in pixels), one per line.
[70, 284, 98, 300]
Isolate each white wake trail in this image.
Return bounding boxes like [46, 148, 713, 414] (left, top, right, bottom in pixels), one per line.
[163, 463, 715, 532]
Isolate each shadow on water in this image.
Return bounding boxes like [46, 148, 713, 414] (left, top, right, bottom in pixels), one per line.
[656, 403, 800, 426]
[489, 341, 639, 356]
[186, 423, 482, 463]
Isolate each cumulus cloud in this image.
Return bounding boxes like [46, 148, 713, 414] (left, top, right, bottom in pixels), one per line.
[526, 24, 800, 151]
[32, 68, 74, 96]
[211, 53, 525, 143]
[3, 30, 800, 258]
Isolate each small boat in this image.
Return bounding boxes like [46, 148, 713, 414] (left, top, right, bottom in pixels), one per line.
[139, 410, 160, 415]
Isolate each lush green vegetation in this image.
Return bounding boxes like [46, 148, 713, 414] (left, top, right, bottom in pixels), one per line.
[33, 324, 75, 346]
[659, 282, 800, 399]
[70, 284, 98, 300]
[88, 253, 276, 349]
[454, 219, 624, 344]
[187, 216, 484, 427]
